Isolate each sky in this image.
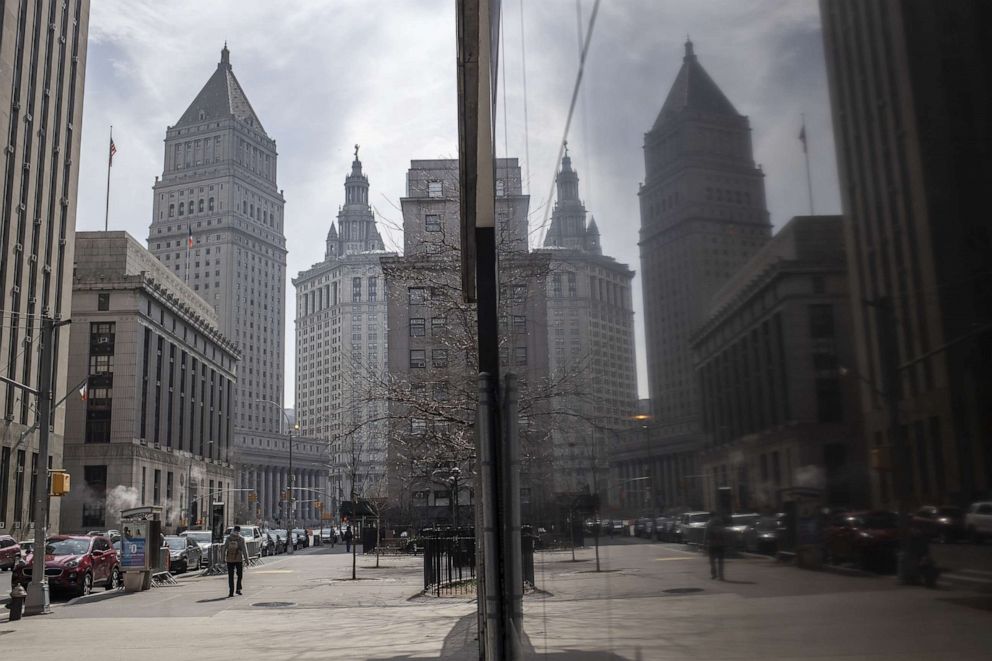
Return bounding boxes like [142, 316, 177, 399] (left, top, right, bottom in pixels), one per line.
[77, 0, 841, 406]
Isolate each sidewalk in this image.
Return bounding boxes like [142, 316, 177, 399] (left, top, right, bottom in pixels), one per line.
[3, 542, 991, 660]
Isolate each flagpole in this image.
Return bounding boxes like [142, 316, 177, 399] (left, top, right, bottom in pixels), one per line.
[801, 113, 815, 216]
[104, 125, 113, 231]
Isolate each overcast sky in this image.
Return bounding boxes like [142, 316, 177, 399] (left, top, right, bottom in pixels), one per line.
[78, 0, 840, 406]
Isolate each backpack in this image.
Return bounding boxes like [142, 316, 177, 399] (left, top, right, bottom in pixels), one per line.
[225, 535, 241, 561]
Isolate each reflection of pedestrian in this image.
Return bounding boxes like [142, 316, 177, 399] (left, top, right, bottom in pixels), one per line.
[223, 525, 249, 597]
[344, 525, 353, 553]
[705, 514, 726, 580]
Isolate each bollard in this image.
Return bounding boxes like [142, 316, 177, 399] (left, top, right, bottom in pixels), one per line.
[8, 583, 27, 621]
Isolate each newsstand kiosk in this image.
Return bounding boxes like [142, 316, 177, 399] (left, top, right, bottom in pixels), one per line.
[120, 506, 164, 592]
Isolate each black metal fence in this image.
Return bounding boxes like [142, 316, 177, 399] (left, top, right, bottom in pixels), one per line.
[423, 529, 475, 597]
[422, 527, 536, 596]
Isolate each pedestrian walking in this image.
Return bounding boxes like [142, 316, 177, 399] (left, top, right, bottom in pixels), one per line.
[705, 513, 727, 580]
[344, 525, 353, 553]
[223, 525, 249, 597]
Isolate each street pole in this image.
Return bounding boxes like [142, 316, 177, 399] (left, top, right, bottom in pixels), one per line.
[288, 425, 294, 555]
[25, 316, 67, 615]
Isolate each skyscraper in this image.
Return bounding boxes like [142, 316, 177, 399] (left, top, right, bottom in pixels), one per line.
[821, 0, 992, 505]
[628, 40, 771, 508]
[146, 46, 298, 524]
[0, 1, 91, 536]
[538, 149, 637, 497]
[293, 149, 391, 516]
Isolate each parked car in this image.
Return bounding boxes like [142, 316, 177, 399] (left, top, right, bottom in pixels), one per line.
[0, 535, 21, 570]
[258, 531, 275, 556]
[225, 525, 263, 556]
[13, 535, 120, 596]
[180, 529, 214, 567]
[320, 528, 337, 544]
[164, 535, 202, 573]
[269, 529, 289, 554]
[726, 513, 761, 549]
[18, 540, 34, 557]
[824, 510, 900, 572]
[678, 512, 712, 545]
[742, 514, 786, 554]
[965, 501, 992, 542]
[911, 505, 965, 543]
[292, 528, 309, 549]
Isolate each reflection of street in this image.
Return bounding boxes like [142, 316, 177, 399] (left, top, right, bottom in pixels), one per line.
[3, 537, 992, 657]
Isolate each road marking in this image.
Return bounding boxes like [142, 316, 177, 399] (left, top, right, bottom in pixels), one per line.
[254, 569, 296, 574]
[654, 557, 694, 562]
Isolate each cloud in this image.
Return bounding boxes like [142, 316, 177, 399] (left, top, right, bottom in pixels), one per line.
[77, 0, 839, 403]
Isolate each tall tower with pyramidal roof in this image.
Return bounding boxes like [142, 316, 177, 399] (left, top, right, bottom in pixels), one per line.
[146, 47, 317, 527]
[620, 40, 771, 509]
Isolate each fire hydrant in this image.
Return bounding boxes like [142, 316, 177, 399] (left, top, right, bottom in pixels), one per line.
[8, 583, 27, 621]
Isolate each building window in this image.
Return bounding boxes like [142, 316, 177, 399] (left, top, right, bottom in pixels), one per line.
[411, 419, 427, 435]
[434, 490, 451, 507]
[510, 284, 527, 302]
[413, 490, 429, 506]
[551, 274, 562, 298]
[816, 378, 843, 423]
[809, 304, 835, 339]
[352, 277, 362, 302]
[425, 214, 442, 232]
[567, 272, 577, 297]
[97, 292, 110, 311]
[512, 315, 526, 334]
[208, 197, 215, 211]
[410, 349, 427, 368]
[495, 179, 505, 197]
[153, 469, 162, 505]
[427, 181, 443, 198]
[368, 277, 378, 302]
[408, 287, 427, 305]
[409, 318, 426, 337]
[514, 346, 528, 366]
[433, 382, 449, 401]
[431, 317, 445, 335]
[81, 465, 108, 528]
[432, 349, 448, 368]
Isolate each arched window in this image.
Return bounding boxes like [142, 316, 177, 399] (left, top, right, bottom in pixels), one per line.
[187, 201, 194, 215]
[168, 204, 175, 218]
[178, 203, 184, 216]
[208, 197, 215, 211]
[198, 199, 204, 213]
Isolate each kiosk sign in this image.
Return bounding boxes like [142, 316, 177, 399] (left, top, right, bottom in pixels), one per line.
[121, 521, 149, 570]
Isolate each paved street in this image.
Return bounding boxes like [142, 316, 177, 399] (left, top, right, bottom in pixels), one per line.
[2, 539, 992, 659]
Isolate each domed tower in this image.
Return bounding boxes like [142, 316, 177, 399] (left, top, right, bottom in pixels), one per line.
[327, 145, 384, 258]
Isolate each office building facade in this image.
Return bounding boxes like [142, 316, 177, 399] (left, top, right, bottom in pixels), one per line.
[0, 0, 90, 536]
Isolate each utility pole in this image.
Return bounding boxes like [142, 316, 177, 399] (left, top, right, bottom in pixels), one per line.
[871, 296, 913, 581]
[24, 316, 70, 615]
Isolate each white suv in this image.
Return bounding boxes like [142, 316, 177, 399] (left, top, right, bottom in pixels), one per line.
[965, 502, 992, 542]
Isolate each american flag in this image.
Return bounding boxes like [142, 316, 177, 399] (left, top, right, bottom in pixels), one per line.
[188, 224, 194, 248]
[109, 137, 117, 166]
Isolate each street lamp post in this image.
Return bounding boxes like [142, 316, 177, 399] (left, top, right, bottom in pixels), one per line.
[257, 400, 298, 554]
[433, 465, 462, 531]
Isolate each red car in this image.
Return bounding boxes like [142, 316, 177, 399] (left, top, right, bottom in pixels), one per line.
[13, 534, 121, 596]
[824, 510, 900, 572]
[0, 535, 21, 570]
